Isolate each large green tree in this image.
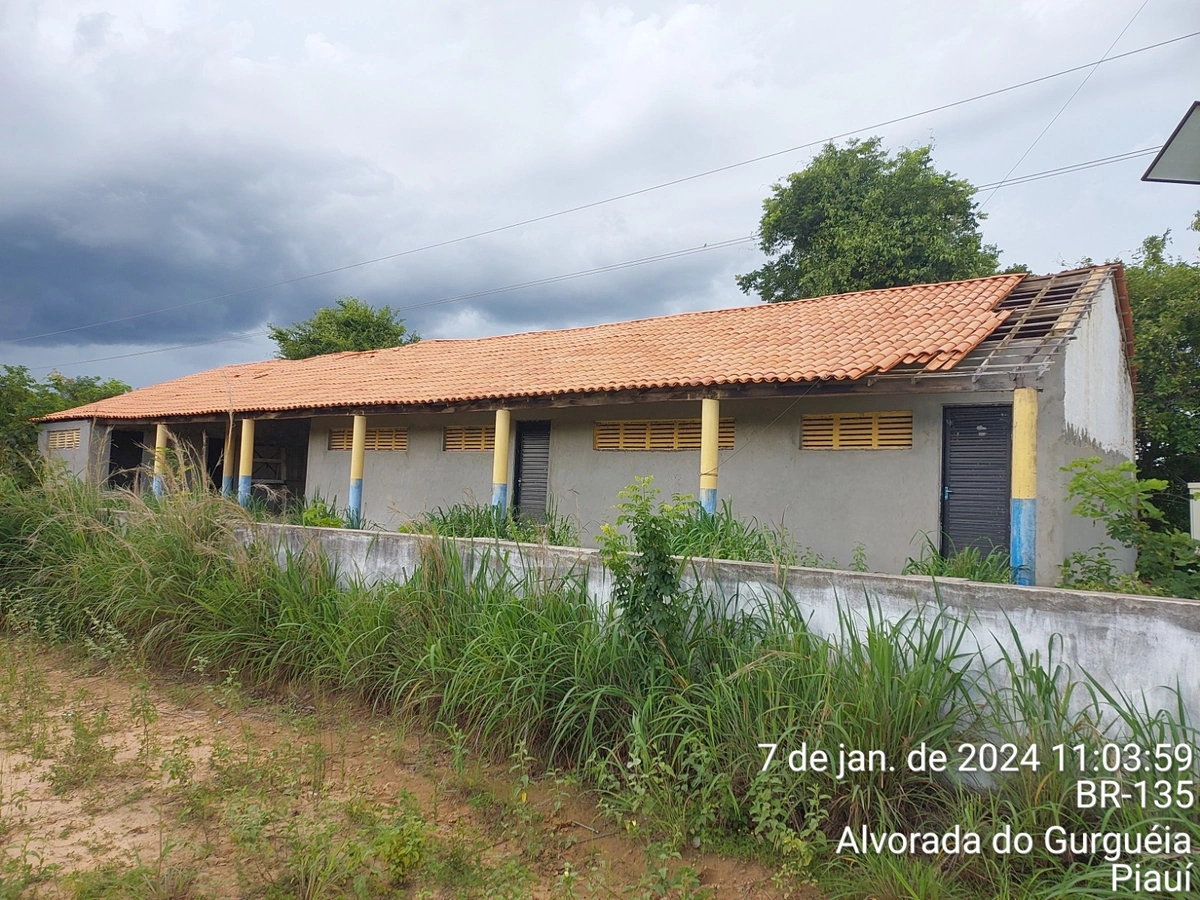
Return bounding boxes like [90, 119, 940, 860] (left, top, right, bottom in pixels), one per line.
[0, 366, 130, 484]
[268, 297, 420, 360]
[737, 137, 1004, 302]
[1125, 215, 1200, 529]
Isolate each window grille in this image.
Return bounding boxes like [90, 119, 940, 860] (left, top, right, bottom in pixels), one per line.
[47, 428, 81, 450]
[443, 425, 495, 451]
[328, 427, 408, 451]
[801, 411, 913, 450]
[593, 419, 735, 451]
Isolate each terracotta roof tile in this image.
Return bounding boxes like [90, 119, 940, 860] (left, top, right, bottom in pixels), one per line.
[41, 273, 1025, 422]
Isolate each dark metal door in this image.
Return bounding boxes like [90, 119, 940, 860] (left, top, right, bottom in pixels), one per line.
[514, 421, 551, 522]
[107, 430, 144, 489]
[940, 406, 1012, 556]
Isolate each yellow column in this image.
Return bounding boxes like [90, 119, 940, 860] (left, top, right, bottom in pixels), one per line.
[1011, 388, 1038, 585]
[700, 398, 719, 514]
[491, 408, 511, 510]
[347, 415, 367, 526]
[221, 421, 236, 498]
[152, 423, 169, 497]
[236, 418, 256, 506]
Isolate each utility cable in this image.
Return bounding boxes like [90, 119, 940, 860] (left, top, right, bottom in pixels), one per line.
[28, 142, 1172, 372]
[3, 28, 1196, 347]
[28, 236, 757, 370]
[978, 0, 1153, 209]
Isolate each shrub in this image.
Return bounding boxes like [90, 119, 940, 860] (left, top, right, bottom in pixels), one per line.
[1060, 457, 1200, 598]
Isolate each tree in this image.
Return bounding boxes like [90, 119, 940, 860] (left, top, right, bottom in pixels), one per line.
[0, 366, 130, 485]
[736, 138, 1003, 302]
[1124, 218, 1200, 530]
[268, 297, 420, 360]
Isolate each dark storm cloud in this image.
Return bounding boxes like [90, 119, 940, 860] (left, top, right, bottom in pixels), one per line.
[2, 0, 1199, 390]
[0, 138, 427, 347]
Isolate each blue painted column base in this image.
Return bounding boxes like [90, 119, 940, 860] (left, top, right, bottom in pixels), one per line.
[237, 475, 253, 507]
[1011, 498, 1036, 585]
[700, 487, 717, 515]
[347, 478, 363, 528]
[492, 482, 508, 511]
[221, 475, 234, 499]
[152, 477, 164, 499]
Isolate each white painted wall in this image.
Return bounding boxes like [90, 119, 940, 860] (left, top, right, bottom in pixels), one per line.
[1062, 280, 1135, 459]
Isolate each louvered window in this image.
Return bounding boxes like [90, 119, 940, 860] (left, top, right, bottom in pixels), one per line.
[802, 411, 913, 450]
[593, 419, 735, 451]
[328, 427, 408, 451]
[47, 428, 81, 450]
[443, 425, 495, 452]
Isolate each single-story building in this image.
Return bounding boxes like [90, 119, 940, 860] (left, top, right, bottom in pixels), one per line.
[38, 264, 1135, 585]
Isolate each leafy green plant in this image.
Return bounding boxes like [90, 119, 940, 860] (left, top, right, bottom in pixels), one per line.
[597, 477, 690, 664]
[48, 702, 118, 795]
[902, 535, 1012, 583]
[1062, 457, 1200, 597]
[294, 493, 347, 529]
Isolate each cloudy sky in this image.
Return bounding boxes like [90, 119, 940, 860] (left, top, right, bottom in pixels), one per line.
[1, 0, 1198, 388]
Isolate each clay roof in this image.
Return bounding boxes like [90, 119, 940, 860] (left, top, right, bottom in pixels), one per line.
[41, 273, 1029, 422]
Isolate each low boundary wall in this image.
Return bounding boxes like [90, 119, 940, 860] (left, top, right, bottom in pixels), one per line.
[254, 524, 1200, 729]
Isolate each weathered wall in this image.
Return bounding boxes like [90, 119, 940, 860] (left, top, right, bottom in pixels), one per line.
[300, 387, 1105, 583]
[305, 412, 496, 525]
[1052, 280, 1138, 575]
[255, 523, 1200, 728]
[38, 419, 98, 480]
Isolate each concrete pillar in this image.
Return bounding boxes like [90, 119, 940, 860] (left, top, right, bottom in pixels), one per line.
[700, 398, 719, 514]
[236, 418, 256, 507]
[491, 408, 512, 511]
[348, 414, 367, 527]
[152, 423, 169, 498]
[1189, 483, 1200, 541]
[1010, 388, 1038, 585]
[221, 421, 236, 498]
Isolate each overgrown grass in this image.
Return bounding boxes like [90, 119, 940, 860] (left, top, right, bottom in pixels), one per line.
[902, 535, 1013, 583]
[1, 474, 1197, 898]
[399, 500, 580, 546]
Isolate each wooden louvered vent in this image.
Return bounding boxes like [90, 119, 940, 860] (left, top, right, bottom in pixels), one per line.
[593, 419, 735, 451]
[443, 426, 495, 452]
[802, 411, 913, 450]
[328, 427, 408, 451]
[47, 428, 81, 450]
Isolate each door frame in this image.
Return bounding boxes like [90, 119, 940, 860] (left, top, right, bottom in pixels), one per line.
[939, 403, 1012, 557]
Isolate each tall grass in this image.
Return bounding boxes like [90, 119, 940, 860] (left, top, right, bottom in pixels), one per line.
[399, 500, 579, 547]
[2, 474, 1197, 899]
[903, 535, 1013, 583]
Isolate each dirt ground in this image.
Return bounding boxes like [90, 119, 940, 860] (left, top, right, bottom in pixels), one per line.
[0, 637, 816, 899]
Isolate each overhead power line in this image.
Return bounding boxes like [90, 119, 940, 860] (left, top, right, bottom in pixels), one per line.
[978, 0, 1151, 209]
[3, 28, 1197, 348]
[975, 146, 1161, 190]
[28, 140, 1165, 374]
[28, 236, 757, 370]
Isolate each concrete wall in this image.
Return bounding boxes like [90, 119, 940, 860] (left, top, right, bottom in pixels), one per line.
[255, 523, 1200, 728]
[1037, 282, 1138, 580]
[306, 412, 496, 525]
[38, 419, 100, 480]
[301, 384, 1118, 584]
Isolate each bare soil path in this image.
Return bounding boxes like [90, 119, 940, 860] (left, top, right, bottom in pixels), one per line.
[0, 637, 813, 899]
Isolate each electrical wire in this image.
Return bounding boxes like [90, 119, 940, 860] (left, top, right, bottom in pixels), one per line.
[3, 28, 1196, 348]
[27, 141, 1173, 373]
[977, 0, 1153, 209]
[27, 236, 757, 370]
